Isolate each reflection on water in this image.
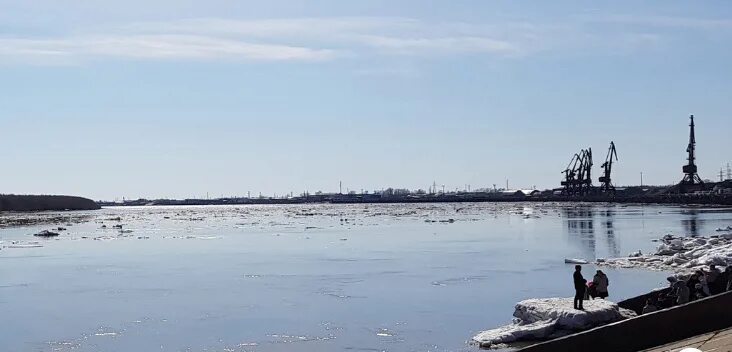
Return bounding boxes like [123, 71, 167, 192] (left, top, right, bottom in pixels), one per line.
[681, 209, 700, 237]
[601, 208, 621, 258]
[564, 205, 621, 259]
[564, 206, 596, 259]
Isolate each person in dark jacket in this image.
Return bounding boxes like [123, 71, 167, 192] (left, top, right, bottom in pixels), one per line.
[641, 298, 658, 314]
[703, 265, 722, 294]
[686, 273, 700, 301]
[656, 293, 672, 309]
[573, 265, 586, 310]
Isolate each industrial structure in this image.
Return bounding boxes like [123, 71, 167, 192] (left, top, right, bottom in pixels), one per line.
[679, 115, 704, 189]
[561, 148, 594, 196]
[599, 141, 619, 194]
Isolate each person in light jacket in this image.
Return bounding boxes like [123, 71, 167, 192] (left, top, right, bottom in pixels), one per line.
[592, 270, 610, 299]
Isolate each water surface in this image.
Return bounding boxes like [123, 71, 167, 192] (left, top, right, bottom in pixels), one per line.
[1, 203, 730, 352]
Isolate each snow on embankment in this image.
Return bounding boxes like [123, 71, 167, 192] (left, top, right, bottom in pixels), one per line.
[598, 232, 732, 273]
[472, 298, 635, 349]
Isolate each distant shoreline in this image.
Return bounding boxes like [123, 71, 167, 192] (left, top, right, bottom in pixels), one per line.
[99, 194, 732, 207]
[0, 195, 100, 212]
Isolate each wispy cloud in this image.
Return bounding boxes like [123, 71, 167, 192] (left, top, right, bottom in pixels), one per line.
[0, 34, 337, 64]
[0, 17, 526, 64]
[2, 14, 730, 65]
[584, 14, 732, 30]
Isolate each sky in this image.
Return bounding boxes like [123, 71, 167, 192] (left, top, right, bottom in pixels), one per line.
[1, 1, 731, 201]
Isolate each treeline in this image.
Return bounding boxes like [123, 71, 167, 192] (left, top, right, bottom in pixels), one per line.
[0, 194, 100, 211]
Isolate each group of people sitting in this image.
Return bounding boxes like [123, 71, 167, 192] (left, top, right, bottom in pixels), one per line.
[642, 264, 732, 314]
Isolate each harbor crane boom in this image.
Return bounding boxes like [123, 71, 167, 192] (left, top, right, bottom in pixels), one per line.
[561, 148, 593, 196]
[599, 141, 618, 194]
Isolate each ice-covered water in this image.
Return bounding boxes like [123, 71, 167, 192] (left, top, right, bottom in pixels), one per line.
[1, 202, 731, 352]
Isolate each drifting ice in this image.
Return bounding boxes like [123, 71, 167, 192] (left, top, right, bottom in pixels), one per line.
[598, 233, 732, 273]
[472, 298, 635, 348]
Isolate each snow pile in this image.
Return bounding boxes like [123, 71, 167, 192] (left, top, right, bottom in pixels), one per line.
[599, 234, 732, 273]
[472, 298, 635, 348]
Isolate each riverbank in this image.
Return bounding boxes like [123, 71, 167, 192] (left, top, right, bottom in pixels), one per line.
[516, 291, 732, 352]
[99, 193, 732, 207]
[472, 225, 732, 350]
[0, 194, 100, 212]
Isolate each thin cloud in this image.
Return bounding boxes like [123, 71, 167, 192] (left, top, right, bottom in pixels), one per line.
[0, 34, 338, 64]
[3, 15, 725, 65]
[0, 17, 527, 64]
[353, 35, 518, 55]
[581, 14, 732, 30]
[123, 17, 419, 38]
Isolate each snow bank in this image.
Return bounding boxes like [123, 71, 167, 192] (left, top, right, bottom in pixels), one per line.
[598, 233, 732, 273]
[472, 298, 635, 348]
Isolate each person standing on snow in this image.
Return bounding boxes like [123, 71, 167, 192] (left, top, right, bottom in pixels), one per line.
[573, 265, 586, 310]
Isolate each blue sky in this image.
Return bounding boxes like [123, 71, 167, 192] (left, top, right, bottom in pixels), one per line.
[1, 1, 731, 200]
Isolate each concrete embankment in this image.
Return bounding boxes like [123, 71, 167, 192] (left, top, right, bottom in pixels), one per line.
[516, 291, 732, 352]
[0, 195, 100, 211]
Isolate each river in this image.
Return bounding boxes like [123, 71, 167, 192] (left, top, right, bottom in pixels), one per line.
[1, 203, 731, 352]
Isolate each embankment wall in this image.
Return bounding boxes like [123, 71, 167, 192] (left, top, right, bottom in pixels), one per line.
[518, 291, 732, 352]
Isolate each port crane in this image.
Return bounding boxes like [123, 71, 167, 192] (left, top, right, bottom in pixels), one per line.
[561, 148, 593, 196]
[599, 141, 618, 194]
[680, 114, 703, 187]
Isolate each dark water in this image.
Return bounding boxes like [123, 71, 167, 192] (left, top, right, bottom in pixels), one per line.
[1, 203, 731, 352]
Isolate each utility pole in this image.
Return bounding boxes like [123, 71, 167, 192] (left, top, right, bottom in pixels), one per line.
[506, 179, 509, 190]
[640, 172, 643, 187]
[441, 184, 445, 194]
[720, 168, 725, 182]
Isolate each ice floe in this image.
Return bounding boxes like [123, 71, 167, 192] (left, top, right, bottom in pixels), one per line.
[3, 240, 44, 248]
[33, 230, 60, 237]
[597, 233, 732, 273]
[472, 298, 635, 348]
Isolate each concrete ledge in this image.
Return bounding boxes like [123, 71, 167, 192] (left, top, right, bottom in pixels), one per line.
[517, 291, 732, 352]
